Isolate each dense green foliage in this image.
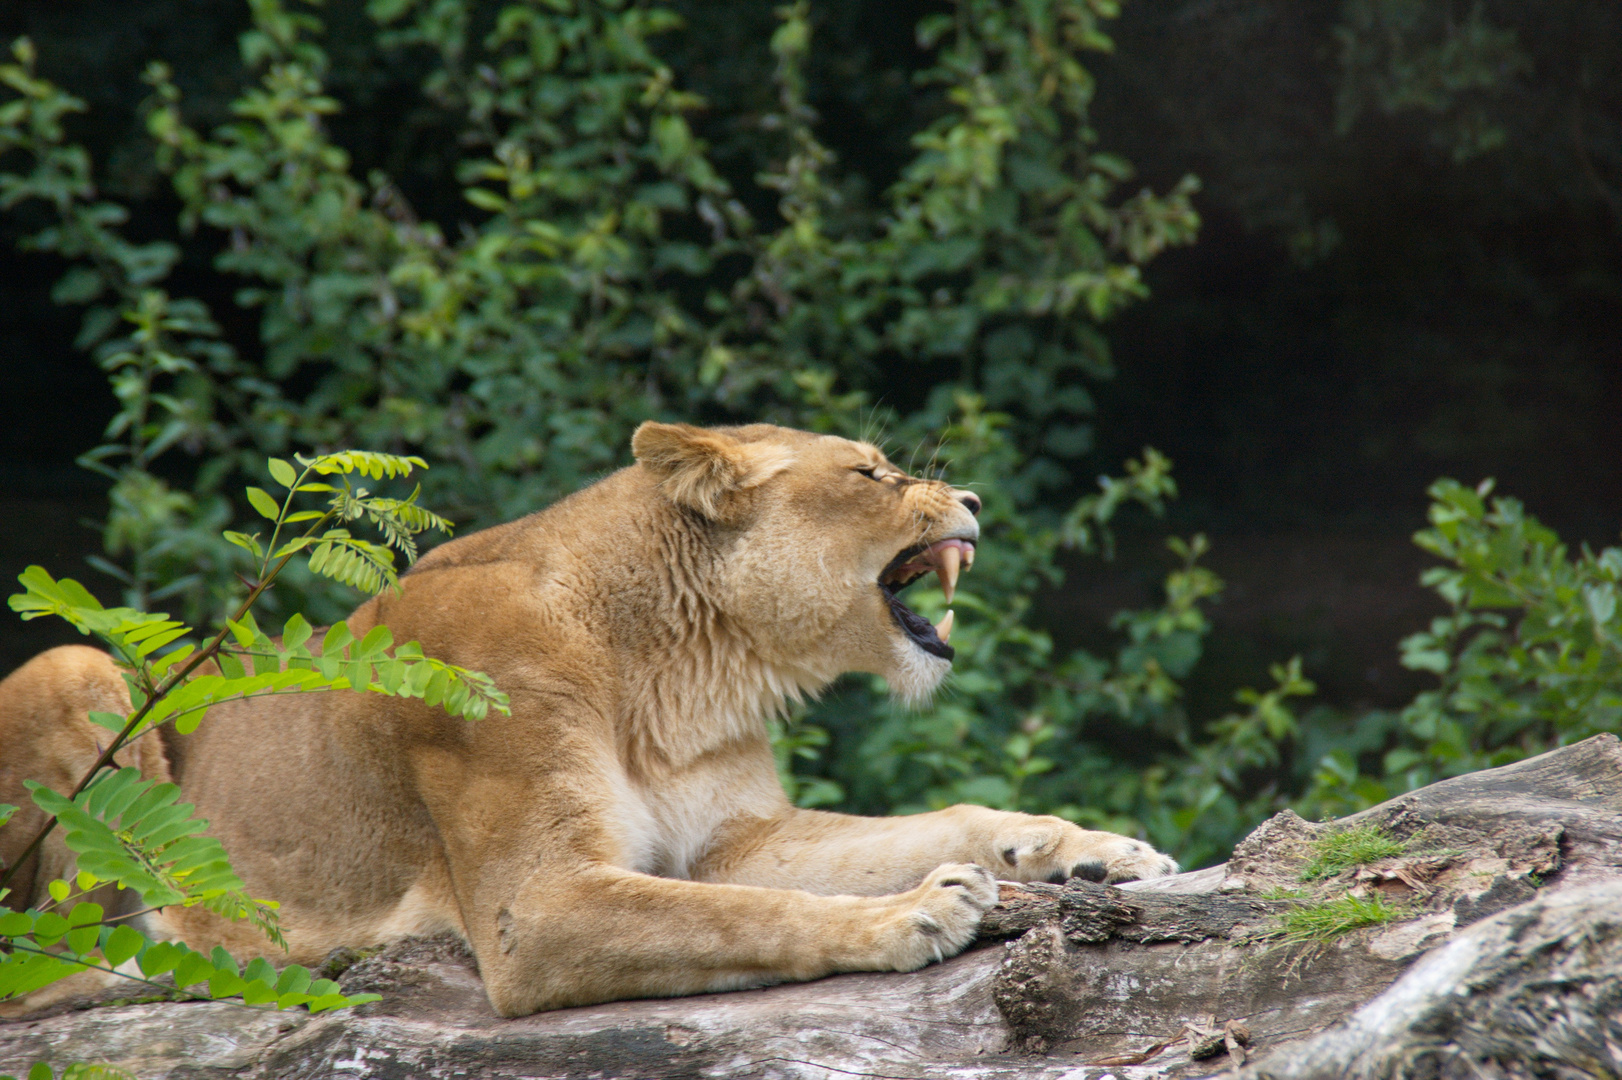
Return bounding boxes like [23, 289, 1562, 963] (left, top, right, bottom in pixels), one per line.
[0, 448, 505, 1020]
[1, 0, 1618, 884]
[1302, 480, 1622, 819]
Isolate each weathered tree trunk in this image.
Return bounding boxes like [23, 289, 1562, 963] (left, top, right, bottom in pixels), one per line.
[5, 734, 1622, 1080]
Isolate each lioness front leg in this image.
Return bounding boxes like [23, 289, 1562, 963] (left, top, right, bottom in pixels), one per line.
[695, 804, 1178, 896]
[471, 861, 997, 1015]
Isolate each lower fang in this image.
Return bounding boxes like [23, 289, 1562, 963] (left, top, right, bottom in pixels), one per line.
[934, 610, 954, 644]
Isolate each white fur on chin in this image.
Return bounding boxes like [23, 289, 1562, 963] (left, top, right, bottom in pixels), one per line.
[887, 636, 952, 707]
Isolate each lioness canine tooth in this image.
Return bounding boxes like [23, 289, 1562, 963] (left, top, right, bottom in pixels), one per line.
[934, 609, 954, 644]
[938, 545, 961, 604]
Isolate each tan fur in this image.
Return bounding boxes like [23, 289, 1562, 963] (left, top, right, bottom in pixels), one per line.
[0, 423, 1176, 1016]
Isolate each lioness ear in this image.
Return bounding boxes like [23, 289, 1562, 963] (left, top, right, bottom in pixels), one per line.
[632, 422, 792, 518]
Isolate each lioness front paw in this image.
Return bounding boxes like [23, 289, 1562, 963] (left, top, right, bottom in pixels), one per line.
[993, 817, 1179, 884]
[885, 862, 997, 971]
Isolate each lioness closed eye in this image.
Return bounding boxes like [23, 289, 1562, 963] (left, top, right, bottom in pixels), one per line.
[0, 422, 1176, 1016]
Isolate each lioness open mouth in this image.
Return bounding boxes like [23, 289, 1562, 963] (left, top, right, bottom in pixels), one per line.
[877, 538, 975, 661]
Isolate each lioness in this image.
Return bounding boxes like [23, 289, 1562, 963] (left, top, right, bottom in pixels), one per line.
[0, 422, 1175, 1015]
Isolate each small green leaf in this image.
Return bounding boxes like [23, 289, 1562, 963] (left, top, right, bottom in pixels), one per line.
[103, 924, 145, 967]
[322, 622, 354, 656]
[275, 964, 312, 996]
[307, 992, 353, 1013]
[173, 951, 214, 988]
[31, 912, 69, 945]
[66, 902, 102, 927]
[138, 941, 182, 977]
[243, 956, 277, 984]
[356, 624, 393, 658]
[464, 187, 509, 212]
[245, 487, 281, 521]
[223, 531, 264, 559]
[47, 879, 70, 903]
[282, 612, 313, 652]
[149, 643, 195, 677]
[267, 458, 298, 488]
[242, 979, 279, 1005]
[135, 625, 189, 657]
[208, 968, 248, 998]
[209, 946, 239, 976]
[423, 668, 450, 707]
[67, 924, 100, 954]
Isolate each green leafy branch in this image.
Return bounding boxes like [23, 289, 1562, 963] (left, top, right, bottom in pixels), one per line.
[1061, 448, 1179, 558]
[0, 452, 505, 1016]
[0, 451, 478, 879]
[29, 767, 281, 943]
[2, 898, 371, 1013]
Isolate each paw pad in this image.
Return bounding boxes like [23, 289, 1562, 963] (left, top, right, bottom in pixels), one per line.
[1070, 859, 1108, 883]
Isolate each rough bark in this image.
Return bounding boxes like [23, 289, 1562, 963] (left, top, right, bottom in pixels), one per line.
[1243, 879, 1622, 1080]
[4, 734, 1621, 1080]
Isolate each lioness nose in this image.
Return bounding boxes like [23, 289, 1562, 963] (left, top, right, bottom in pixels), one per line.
[956, 491, 981, 517]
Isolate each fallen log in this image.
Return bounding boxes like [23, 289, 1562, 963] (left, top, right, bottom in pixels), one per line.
[4, 733, 1621, 1080]
[1242, 878, 1622, 1080]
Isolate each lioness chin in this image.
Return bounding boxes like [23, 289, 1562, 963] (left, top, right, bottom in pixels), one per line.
[0, 422, 1176, 1016]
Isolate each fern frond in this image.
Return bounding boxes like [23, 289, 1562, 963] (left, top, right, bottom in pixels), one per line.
[25, 769, 280, 947]
[359, 485, 453, 565]
[306, 531, 398, 595]
[7, 567, 188, 669]
[296, 450, 427, 481]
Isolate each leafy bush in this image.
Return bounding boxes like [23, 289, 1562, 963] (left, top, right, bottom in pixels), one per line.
[1, 1, 1222, 840]
[1298, 479, 1622, 818]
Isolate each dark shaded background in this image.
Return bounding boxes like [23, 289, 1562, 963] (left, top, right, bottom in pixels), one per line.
[2, 0, 1618, 719]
